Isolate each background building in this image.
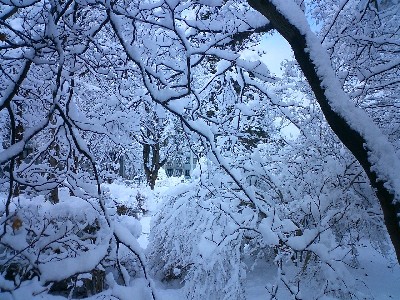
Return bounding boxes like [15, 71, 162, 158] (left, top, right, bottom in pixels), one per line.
[164, 152, 198, 179]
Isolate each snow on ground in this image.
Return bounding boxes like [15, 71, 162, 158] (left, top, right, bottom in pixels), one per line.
[137, 215, 151, 249]
[243, 244, 400, 300]
[1, 180, 400, 300]
[107, 180, 400, 300]
[354, 243, 400, 300]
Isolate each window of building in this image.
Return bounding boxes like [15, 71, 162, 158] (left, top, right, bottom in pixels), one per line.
[175, 169, 182, 176]
[185, 156, 190, 164]
[166, 169, 173, 177]
[185, 169, 190, 177]
[175, 159, 182, 167]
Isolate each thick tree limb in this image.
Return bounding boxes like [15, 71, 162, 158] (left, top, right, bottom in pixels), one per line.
[248, 0, 400, 263]
[0, 60, 32, 111]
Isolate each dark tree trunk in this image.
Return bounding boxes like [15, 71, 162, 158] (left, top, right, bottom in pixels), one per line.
[48, 152, 59, 204]
[143, 143, 166, 190]
[48, 115, 60, 204]
[248, 0, 400, 263]
[12, 102, 24, 197]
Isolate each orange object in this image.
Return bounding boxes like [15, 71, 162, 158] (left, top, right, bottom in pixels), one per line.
[12, 217, 22, 231]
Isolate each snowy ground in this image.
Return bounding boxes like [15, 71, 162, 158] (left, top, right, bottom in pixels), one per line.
[1, 179, 400, 300]
[105, 181, 400, 300]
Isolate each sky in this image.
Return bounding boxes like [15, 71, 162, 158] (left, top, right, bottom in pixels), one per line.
[259, 32, 294, 77]
[241, 31, 294, 77]
[241, 32, 300, 139]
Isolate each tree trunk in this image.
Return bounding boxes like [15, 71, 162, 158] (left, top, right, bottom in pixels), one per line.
[248, 0, 400, 263]
[143, 143, 165, 190]
[48, 145, 59, 204]
[12, 101, 24, 197]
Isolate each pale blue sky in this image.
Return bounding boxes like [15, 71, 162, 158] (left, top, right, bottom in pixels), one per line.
[259, 33, 293, 77]
[241, 32, 293, 77]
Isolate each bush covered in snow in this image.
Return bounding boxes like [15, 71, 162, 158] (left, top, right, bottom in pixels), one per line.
[0, 187, 151, 298]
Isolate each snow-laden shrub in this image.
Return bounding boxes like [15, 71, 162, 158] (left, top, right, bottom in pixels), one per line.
[0, 186, 149, 298]
[0, 190, 111, 294]
[148, 141, 387, 299]
[148, 174, 247, 300]
[104, 181, 149, 218]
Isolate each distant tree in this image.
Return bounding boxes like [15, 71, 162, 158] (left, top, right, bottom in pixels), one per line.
[139, 102, 181, 189]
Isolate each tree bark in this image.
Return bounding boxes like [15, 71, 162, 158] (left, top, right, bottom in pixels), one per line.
[143, 143, 166, 190]
[248, 0, 400, 263]
[12, 101, 24, 197]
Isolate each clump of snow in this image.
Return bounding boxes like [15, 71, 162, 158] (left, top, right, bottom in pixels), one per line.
[198, 231, 218, 259]
[287, 229, 318, 251]
[39, 239, 110, 283]
[258, 217, 279, 246]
